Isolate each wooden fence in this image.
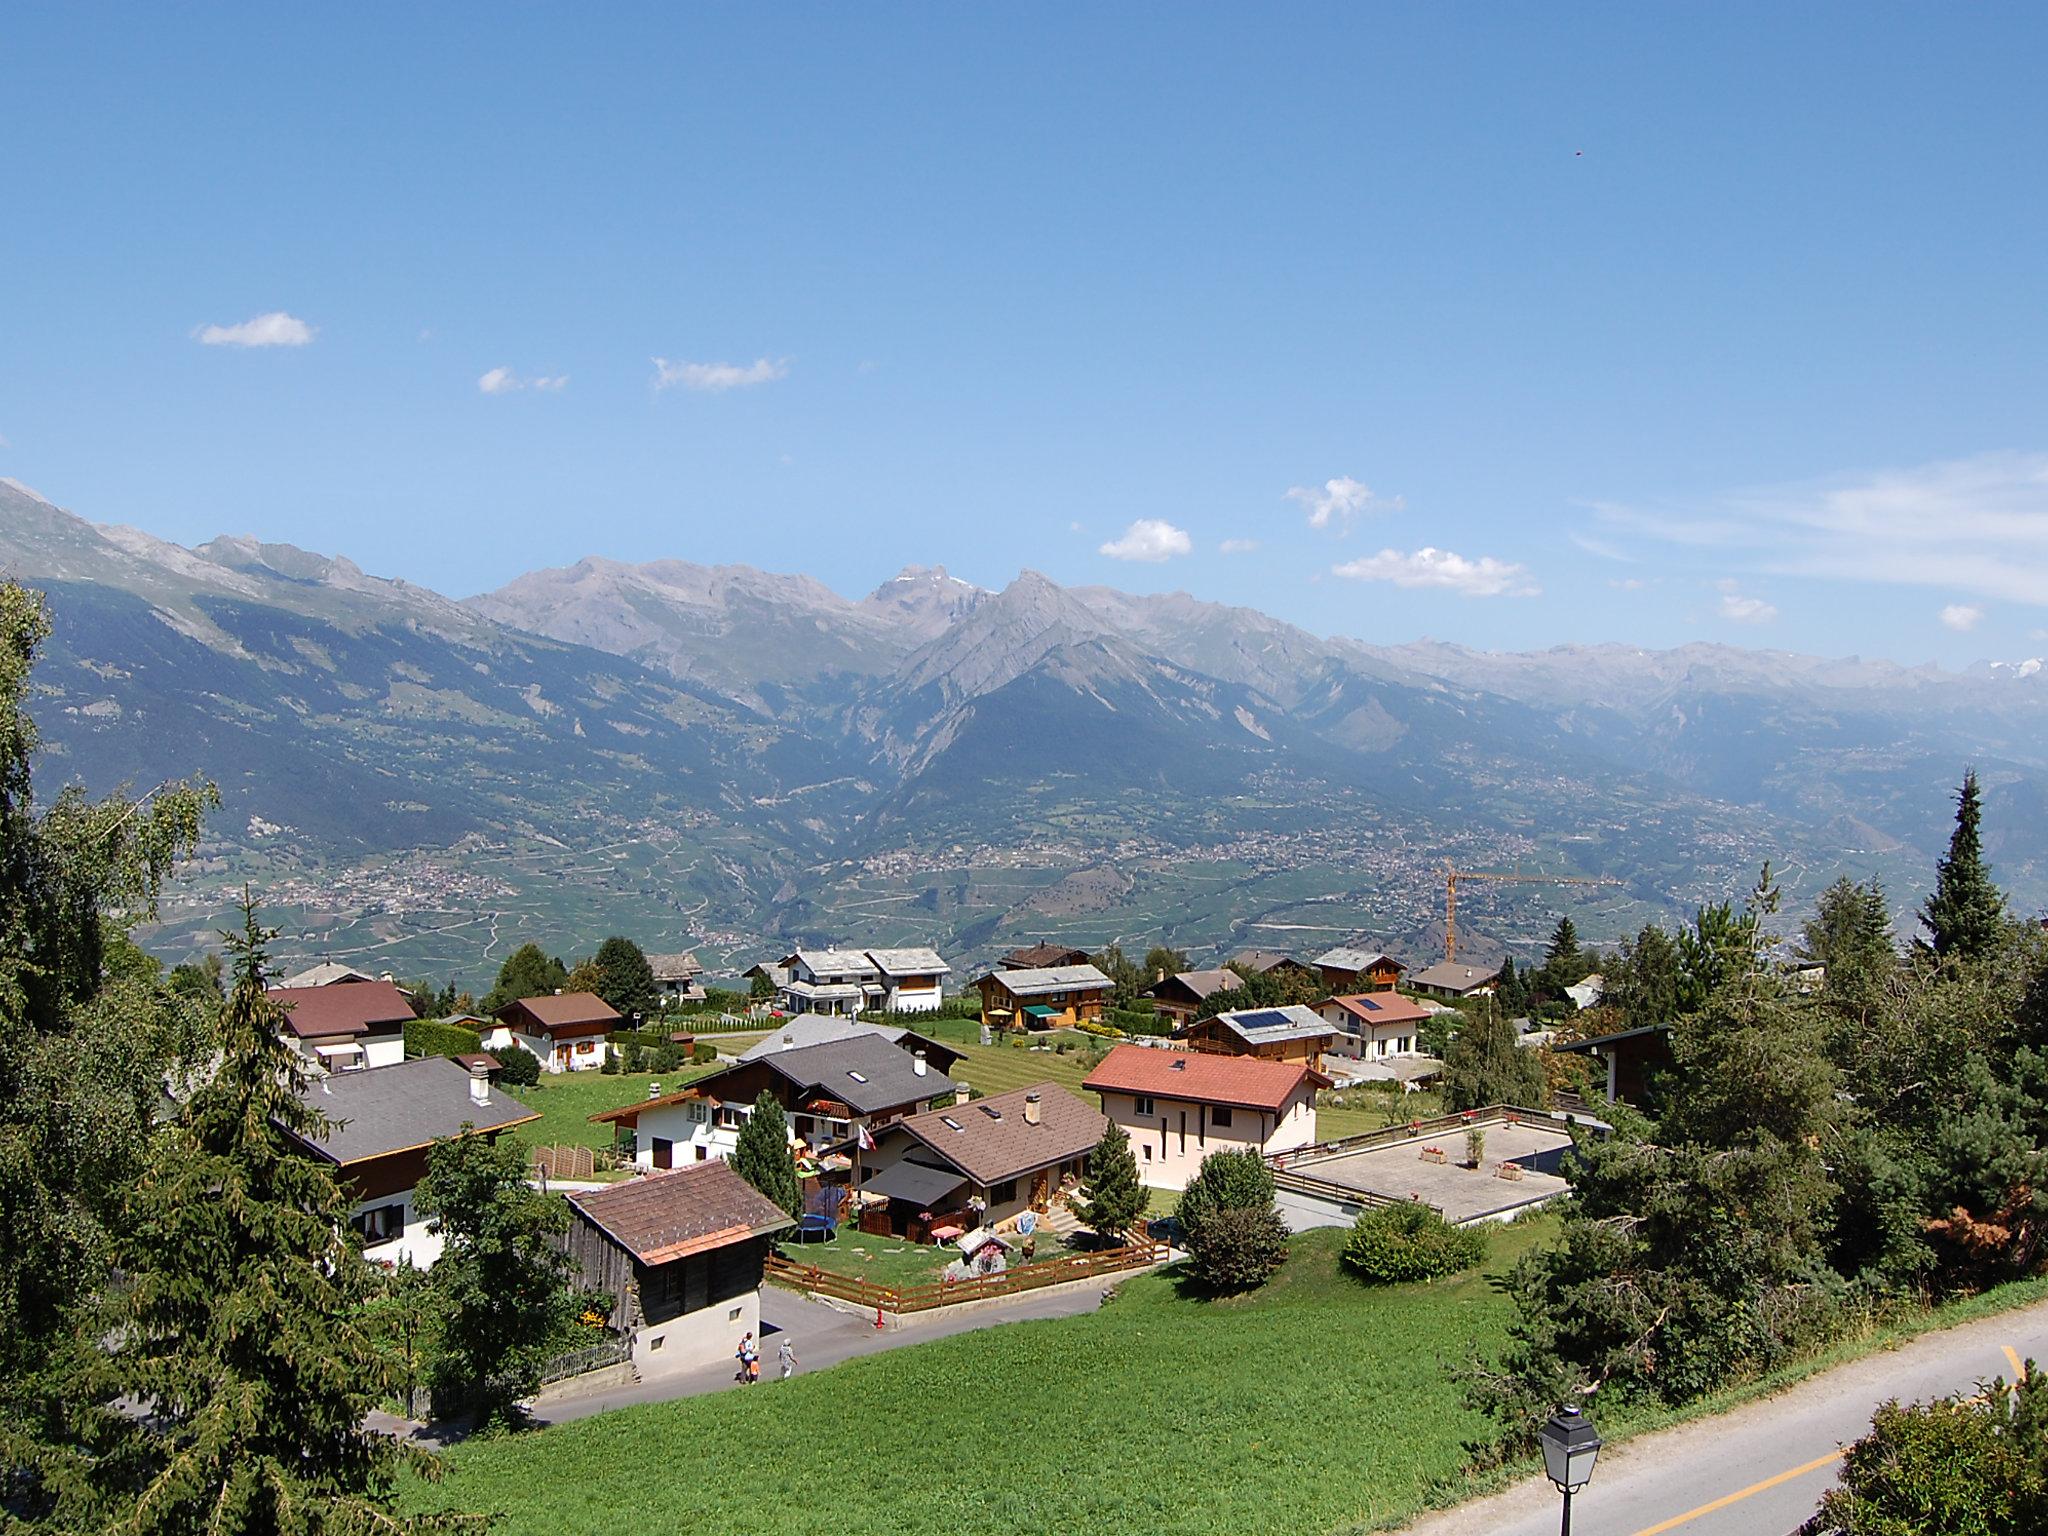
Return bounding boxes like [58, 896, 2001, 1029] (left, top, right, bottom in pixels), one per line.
[765, 1238, 1169, 1315]
[1272, 1103, 1584, 1169]
[531, 1143, 596, 1180]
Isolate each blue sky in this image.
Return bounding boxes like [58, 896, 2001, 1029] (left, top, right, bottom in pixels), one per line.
[3, 4, 2045, 665]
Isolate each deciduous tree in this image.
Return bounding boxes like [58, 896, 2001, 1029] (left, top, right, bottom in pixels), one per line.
[591, 935, 656, 1019]
[482, 942, 568, 1014]
[1441, 1007, 1548, 1111]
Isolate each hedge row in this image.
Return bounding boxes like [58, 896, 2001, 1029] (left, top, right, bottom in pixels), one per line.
[404, 1018, 484, 1059]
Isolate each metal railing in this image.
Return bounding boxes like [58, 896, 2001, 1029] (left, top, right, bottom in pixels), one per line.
[764, 1238, 1170, 1315]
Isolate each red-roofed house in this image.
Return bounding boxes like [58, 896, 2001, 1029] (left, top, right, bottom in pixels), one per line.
[562, 1162, 790, 1375]
[1083, 1044, 1328, 1190]
[483, 992, 622, 1074]
[266, 980, 417, 1074]
[1313, 992, 1434, 1062]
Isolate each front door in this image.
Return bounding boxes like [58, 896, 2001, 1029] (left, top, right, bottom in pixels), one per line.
[1031, 1169, 1050, 1208]
[652, 1137, 673, 1170]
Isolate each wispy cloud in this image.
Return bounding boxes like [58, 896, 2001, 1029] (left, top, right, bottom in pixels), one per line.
[1593, 451, 2048, 606]
[1219, 538, 1259, 555]
[1287, 475, 1402, 532]
[1099, 519, 1193, 563]
[1608, 577, 1646, 591]
[1570, 530, 1634, 562]
[1940, 603, 1985, 633]
[1331, 547, 1538, 597]
[195, 311, 316, 348]
[1715, 580, 1777, 624]
[479, 367, 568, 395]
[652, 356, 789, 392]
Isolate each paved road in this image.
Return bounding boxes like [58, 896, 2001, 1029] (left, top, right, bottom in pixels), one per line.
[516, 1271, 1130, 1427]
[1394, 1298, 2048, 1536]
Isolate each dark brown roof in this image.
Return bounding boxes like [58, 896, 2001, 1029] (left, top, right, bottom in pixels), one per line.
[889, 1082, 1106, 1187]
[1229, 950, 1307, 975]
[496, 991, 623, 1036]
[1144, 968, 1241, 1004]
[567, 1162, 790, 1265]
[1000, 942, 1094, 969]
[1084, 1043, 1329, 1113]
[266, 980, 417, 1041]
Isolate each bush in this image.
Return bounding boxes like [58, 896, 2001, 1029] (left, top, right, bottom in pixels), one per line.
[495, 1046, 542, 1087]
[404, 1018, 484, 1060]
[649, 1042, 685, 1073]
[1341, 1203, 1486, 1285]
[691, 1042, 719, 1064]
[1185, 1206, 1290, 1293]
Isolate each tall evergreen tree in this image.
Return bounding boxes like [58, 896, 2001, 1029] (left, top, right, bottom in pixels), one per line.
[1800, 876, 1896, 1019]
[82, 907, 472, 1534]
[1441, 1008, 1549, 1111]
[1609, 922, 1684, 1026]
[1075, 1120, 1146, 1243]
[0, 581, 216, 1511]
[731, 1090, 801, 1217]
[591, 936, 656, 1019]
[415, 1129, 580, 1429]
[1543, 916, 1582, 980]
[1922, 769, 2007, 962]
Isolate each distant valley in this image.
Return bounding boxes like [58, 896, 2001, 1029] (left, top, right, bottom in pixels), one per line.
[4, 476, 2043, 990]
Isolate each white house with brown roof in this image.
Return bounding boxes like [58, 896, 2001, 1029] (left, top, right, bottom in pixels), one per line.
[765, 945, 952, 1016]
[267, 979, 416, 1073]
[1408, 961, 1503, 1000]
[483, 991, 622, 1073]
[647, 952, 706, 1004]
[1084, 1043, 1328, 1191]
[858, 1082, 1107, 1236]
[1313, 992, 1434, 1061]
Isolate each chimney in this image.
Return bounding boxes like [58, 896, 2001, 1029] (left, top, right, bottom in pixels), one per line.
[781, 1033, 795, 1051]
[913, 1050, 928, 1077]
[380, 971, 395, 984]
[648, 1082, 662, 1100]
[1155, 967, 1165, 983]
[1024, 1091, 1042, 1127]
[468, 1059, 490, 1107]
[954, 1084, 971, 1107]
[554, 987, 563, 995]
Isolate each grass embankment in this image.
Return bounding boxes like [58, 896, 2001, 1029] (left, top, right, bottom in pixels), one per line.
[775, 1227, 1072, 1289]
[504, 1067, 720, 1152]
[408, 1219, 1557, 1536]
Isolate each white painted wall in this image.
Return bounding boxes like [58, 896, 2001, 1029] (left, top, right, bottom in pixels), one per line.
[351, 1190, 446, 1268]
[636, 1287, 760, 1378]
[1099, 1085, 1320, 1191]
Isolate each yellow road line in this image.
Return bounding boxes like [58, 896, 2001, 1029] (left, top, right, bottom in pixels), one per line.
[1628, 1451, 1846, 1536]
[2006, 1345, 2025, 1378]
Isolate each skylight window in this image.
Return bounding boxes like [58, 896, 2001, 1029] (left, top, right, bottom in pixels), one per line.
[940, 1116, 964, 1131]
[846, 1070, 868, 1083]
[978, 1105, 1003, 1120]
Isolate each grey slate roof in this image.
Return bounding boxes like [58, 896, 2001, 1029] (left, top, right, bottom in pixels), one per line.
[862, 1159, 970, 1207]
[865, 947, 950, 976]
[1203, 1004, 1337, 1047]
[1145, 967, 1240, 1001]
[978, 964, 1113, 998]
[754, 1035, 958, 1115]
[291, 1056, 537, 1165]
[1409, 961, 1503, 994]
[1313, 946, 1403, 973]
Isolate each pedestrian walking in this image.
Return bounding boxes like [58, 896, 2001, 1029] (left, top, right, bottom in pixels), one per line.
[778, 1336, 797, 1381]
[736, 1330, 759, 1385]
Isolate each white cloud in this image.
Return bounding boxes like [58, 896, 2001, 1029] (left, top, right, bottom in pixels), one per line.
[1594, 451, 2048, 606]
[1715, 580, 1777, 624]
[1940, 603, 1985, 632]
[1570, 530, 1634, 562]
[478, 368, 568, 395]
[531, 374, 568, 392]
[195, 311, 317, 348]
[1219, 538, 1259, 555]
[1286, 475, 1402, 532]
[1099, 519, 1193, 563]
[652, 356, 789, 392]
[1331, 547, 1539, 597]
[1608, 577, 1646, 591]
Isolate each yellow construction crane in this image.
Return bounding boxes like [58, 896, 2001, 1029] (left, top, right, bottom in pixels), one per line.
[1443, 862, 1623, 962]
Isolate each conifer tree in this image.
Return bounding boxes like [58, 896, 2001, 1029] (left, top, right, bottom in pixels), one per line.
[1441, 1007, 1549, 1111]
[731, 1089, 801, 1217]
[86, 905, 473, 1534]
[1543, 916, 1582, 981]
[1076, 1120, 1146, 1243]
[1922, 769, 2007, 962]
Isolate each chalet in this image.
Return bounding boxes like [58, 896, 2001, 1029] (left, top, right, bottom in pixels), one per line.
[1084, 1044, 1328, 1191]
[1314, 992, 1434, 1062]
[1227, 950, 1318, 987]
[647, 951, 706, 1005]
[765, 946, 951, 1016]
[858, 1082, 1107, 1239]
[483, 991, 622, 1073]
[998, 941, 1095, 971]
[592, 1033, 959, 1170]
[1408, 961, 1503, 1001]
[563, 1162, 789, 1377]
[279, 961, 382, 988]
[267, 979, 416, 1074]
[974, 964, 1114, 1031]
[1143, 967, 1242, 1028]
[1175, 1004, 1336, 1069]
[1312, 945, 1406, 994]
[1551, 1023, 1673, 1108]
[737, 1016, 966, 1076]
[286, 1056, 538, 1266]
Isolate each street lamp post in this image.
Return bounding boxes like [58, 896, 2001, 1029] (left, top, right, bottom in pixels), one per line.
[1539, 1404, 1601, 1536]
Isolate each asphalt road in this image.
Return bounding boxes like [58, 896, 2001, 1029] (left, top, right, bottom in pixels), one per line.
[1393, 1297, 2048, 1536]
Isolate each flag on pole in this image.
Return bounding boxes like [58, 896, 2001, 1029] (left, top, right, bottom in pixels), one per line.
[856, 1121, 875, 1151]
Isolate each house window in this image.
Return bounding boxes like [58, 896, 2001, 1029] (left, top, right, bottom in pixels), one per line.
[1133, 1095, 1155, 1117]
[351, 1203, 405, 1244]
[992, 1179, 1018, 1204]
[1398, 1036, 1412, 1054]
[1212, 1105, 1233, 1128]
[1141, 1144, 1151, 1162]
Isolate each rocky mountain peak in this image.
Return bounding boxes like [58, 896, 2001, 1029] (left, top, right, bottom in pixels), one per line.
[857, 564, 988, 641]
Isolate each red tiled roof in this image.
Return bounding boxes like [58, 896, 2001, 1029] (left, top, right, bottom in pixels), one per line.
[497, 991, 623, 1037]
[1083, 1043, 1327, 1113]
[1318, 993, 1432, 1027]
[568, 1162, 790, 1265]
[265, 980, 417, 1041]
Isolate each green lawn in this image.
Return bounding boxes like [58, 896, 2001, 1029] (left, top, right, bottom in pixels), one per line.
[939, 1034, 1105, 1098]
[1317, 1087, 1447, 1142]
[406, 1218, 1557, 1536]
[772, 1226, 1073, 1290]
[504, 1067, 720, 1152]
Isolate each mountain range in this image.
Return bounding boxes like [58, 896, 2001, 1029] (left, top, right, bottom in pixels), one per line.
[3, 475, 2042, 987]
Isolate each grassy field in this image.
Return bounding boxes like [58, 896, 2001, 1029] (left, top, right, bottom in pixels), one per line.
[504, 1066, 721, 1151]
[775, 1227, 1073, 1289]
[406, 1218, 1557, 1536]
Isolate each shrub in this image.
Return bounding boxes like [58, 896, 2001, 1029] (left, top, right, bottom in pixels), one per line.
[1341, 1203, 1486, 1285]
[1185, 1206, 1290, 1293]
[599, 1047, 620, 1075]
[691, 1042, 719, 1064]
[620, 1037, 645, 1072]
[649, 1042, 685, 1073]
[495, 1046, 542, 1087]
[404, 1018, 484, 1060]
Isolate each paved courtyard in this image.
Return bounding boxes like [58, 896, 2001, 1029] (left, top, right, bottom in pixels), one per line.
[1286, 1119, 1574, 1224]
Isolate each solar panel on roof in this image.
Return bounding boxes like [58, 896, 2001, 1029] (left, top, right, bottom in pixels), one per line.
[1359, 998, 1382, 1012]
[1236, 1009, 1293, 1028]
